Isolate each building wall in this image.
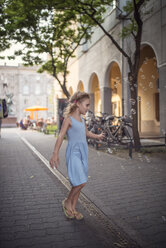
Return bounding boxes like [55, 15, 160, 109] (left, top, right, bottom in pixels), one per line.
[0, 65, 55, 122]
[61, 0, 166, 136]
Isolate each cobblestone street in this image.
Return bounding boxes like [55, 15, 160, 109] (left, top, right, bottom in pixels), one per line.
[0, 128, 166, 248]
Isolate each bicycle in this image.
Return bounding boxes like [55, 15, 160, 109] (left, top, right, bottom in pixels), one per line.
[106, 115, 132, 145]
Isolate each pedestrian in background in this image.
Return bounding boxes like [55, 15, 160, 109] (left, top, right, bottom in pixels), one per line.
[50, 91, 104, 220]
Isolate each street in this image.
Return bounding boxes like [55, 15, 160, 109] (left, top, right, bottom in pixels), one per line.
[0, 128, 166, 248]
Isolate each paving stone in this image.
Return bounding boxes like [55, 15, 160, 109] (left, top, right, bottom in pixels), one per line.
[1, 129, 131, 248]
[19, 128, 166, 248]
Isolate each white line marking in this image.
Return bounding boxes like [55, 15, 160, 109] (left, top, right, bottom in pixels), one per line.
[20, 135, 71, 191]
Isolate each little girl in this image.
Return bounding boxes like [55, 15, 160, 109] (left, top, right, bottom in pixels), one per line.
[49, 91, 104, 220]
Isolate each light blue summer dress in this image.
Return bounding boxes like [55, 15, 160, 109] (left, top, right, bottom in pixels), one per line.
[66, 116, 88, 187]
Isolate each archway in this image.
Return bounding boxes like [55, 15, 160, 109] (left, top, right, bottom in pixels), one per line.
[109, 62, 122, 117]
[89, 73, 101, 115]
[69, 86, 73, 96]
[77, 81, 84, 92]
[138, 44, 159, 135]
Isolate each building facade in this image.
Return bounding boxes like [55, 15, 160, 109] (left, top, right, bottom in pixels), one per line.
[0, 65, 55, 125]
[55, 0, 166, 137]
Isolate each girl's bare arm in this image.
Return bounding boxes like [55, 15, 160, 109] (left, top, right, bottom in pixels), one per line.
[53, 118, 71, 154]
[85, 122, 104, 140]
[49, 117, 71, 168]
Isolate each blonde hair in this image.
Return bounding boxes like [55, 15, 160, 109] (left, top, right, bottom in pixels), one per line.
[63, 91, 90, 117]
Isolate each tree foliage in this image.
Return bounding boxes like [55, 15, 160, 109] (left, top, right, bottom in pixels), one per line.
[0, 0, 93, 98]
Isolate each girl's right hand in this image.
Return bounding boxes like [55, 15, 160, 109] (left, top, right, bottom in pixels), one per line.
[49, 153, 60, 169]
[97, 132, 105, 141]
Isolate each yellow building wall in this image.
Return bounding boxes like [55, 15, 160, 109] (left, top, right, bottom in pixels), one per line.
[78, 81, 84, 92]
[109, 63, 122, 116]
[138, 58, 159, 121]
[138, 45, 159, 134]
[91, 74, 101, 115]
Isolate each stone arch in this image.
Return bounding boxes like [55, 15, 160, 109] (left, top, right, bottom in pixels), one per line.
[77, 81, 85, 92]
[104, 61, 122, 116]
[104, 60, 121, 88]
[69, 86, 73, 96]
[88, 72, 101, 115]
[141, 41, 159, 67]
[138, 44, 160, 135]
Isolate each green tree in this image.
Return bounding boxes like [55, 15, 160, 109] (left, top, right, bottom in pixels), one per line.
[1, 0, 92, 98]
[0, 0, 11, 54]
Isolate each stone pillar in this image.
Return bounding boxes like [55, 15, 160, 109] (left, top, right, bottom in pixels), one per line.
[89, 93, 94, 113]
[100, 87, 112, 114]
[159, 65, 166, 135]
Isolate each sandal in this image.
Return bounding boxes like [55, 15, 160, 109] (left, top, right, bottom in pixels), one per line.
[62, 199, 75, 219]
[73, 211, 84, 220]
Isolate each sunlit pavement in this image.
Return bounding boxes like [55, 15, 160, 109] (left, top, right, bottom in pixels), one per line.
[0, 128, 166, 248]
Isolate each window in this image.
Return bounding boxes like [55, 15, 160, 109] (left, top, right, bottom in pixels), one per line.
[23, 84, 29, 95]
[35, 83, 41, 95]
[24, 98, 28, 105]
[107, 0, 116, 14]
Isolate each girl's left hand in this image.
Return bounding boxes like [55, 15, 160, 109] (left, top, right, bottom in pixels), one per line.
[97, 132, 105, 141]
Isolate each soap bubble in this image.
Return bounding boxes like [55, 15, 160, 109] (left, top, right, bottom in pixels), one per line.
[140, 68, 143, 72]
[151, 75, 155, 79]
[161, 129, 165, 135]
[149, 82, 153, 88]
[137, 96, 141, 102]
[146, 101, 151, 111]
[141, 74, 145, 79]
[130, 108, 136, 115]
[130, 98, 136, 105]
[143, 57, 149, 64]
[114, 82, 118, 88]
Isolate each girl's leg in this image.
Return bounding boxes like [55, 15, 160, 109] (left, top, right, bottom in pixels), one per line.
[64, 183, 85, 212]
[64, 185, 83, 213]
[71, 183, 86, 212]
[72, 190, 81, 212]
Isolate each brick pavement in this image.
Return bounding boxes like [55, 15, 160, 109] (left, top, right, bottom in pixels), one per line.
[0, 129, 141, 248]
[16, 128, 166, 248]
